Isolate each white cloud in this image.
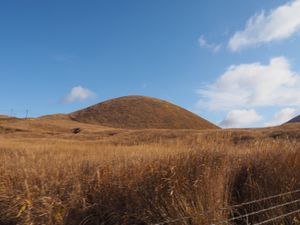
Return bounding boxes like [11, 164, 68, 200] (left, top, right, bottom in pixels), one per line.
[63, 86, 95, 103]
[228, 0, 300, 51]
[265, 107, 298, 127]
[198, 35, 222, 53]
[220, 109, 262, 128]
[197, 57, 300, 110]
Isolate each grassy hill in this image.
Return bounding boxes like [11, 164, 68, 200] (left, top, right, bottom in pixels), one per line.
[69, 95, 219, 129]
[1, 98, 300, 225]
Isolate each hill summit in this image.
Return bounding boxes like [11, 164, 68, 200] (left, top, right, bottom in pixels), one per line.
[69, 96, 219, 129]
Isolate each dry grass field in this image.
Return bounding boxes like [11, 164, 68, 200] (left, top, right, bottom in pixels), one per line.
[0, 114, 300, 225]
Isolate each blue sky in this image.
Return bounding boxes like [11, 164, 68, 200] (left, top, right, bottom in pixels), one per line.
[1, 0, 300, 127]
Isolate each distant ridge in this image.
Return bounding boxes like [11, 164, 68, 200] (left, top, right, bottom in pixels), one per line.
[69, 96, 219, 130]
[287, 115, 300, 123]
[0, 115, 15, 120]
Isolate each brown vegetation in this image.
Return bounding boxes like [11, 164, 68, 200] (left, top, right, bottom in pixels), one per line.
[69, 96, 219, 129]
[0, 118, 300, 224]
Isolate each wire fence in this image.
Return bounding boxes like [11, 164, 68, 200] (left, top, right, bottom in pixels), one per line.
[152, 189, 300, 225]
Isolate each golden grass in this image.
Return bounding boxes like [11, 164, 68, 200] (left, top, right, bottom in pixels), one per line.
[0, 127, 300, 225]
[70, 96, 219, 129]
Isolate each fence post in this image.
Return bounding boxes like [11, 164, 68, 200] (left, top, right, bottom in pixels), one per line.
[246, 214, 250, 225]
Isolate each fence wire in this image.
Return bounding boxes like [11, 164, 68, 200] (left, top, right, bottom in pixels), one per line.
[152, 189, 300, 225]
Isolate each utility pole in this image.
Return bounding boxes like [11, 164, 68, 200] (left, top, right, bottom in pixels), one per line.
[25, 110, 28, 119]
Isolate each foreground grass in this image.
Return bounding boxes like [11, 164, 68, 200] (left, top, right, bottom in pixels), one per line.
[0, 132, 300, 225]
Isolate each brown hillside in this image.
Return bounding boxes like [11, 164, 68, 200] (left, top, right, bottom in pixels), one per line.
[0, 115, 12, 119]
[69, 96, 219, 129]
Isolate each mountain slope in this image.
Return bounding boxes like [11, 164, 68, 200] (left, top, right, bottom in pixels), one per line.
[69, 96, 219, 129]
[287, 115, 300, 123]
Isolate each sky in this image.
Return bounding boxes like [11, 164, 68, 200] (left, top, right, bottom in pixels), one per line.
[1, 0, 300, 128]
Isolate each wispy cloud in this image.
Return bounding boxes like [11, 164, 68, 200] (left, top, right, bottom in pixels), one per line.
[219, 109, 262, 128]
[52, 54, 76, 62]
[198, 35, 222, 53]
[62, 86, 95, 103]
[197, 57, 300, 110]
[228, 0, 300, 51]
[265, 107, 298, 127]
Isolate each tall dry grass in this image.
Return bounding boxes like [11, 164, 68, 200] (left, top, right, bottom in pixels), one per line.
[0, 132, 300, 225]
